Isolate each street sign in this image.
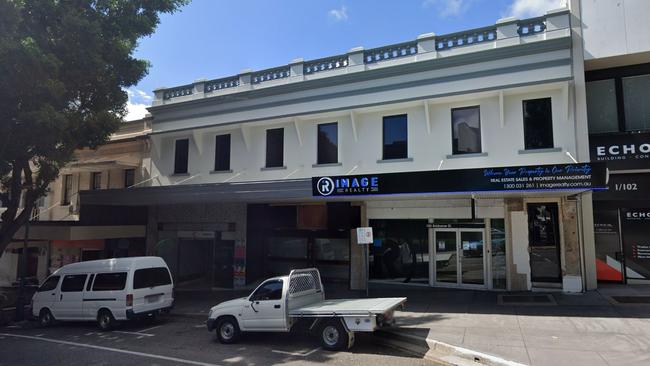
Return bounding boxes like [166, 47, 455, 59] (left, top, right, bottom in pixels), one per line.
[356, 227, 373, 244]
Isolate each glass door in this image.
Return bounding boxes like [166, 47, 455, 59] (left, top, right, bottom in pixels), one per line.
[433, 229, 486, 288]
[434, 230, 458, 284]
[527, 203, 562, 283]
[460, 230, 485, 286]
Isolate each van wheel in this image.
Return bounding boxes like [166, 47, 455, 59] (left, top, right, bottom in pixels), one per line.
[216, 316, 241, 344]
[97, 310, 116, 331]
[320, 319, 349, 351]
[39, 309, 55, 327]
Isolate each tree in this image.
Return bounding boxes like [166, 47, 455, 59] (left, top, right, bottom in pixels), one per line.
[0, 0, 188, 256]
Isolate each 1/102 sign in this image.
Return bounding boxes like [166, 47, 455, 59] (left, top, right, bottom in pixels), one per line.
[614, 183, 638, 191]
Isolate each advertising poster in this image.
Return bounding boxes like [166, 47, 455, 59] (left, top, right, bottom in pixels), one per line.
[621, 209, 650, 281]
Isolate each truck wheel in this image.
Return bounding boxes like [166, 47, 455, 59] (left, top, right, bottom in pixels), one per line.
[97, 309, 116, 331]
[320, 319, 349, 351]
[39, 309, 55, 327]
[216, 316, 241, 344]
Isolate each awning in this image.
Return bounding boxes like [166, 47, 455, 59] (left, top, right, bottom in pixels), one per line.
[62, 154, 140, 173]
[12, 223, 145, 241]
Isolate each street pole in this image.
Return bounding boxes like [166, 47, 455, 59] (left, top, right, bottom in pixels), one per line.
[15, 219, 29, 321]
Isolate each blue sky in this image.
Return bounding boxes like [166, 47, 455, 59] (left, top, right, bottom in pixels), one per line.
[125, 0, 566, 120]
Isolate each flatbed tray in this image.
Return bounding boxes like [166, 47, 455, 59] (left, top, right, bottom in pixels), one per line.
[289, 297, 406, 317]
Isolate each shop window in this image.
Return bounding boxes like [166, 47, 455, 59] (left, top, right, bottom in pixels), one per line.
[382, 115, 408, 160]
[267, 237, 308, 259]
[451, 106, 481, 154]
[214, 134, 231, 171]
[317, 122, 338, 164]
[622, 74, 650, 131]
[124, 169, 135, 188]
[586, 79, 619, 133]
[314, 238, 350, 261]
[61, 274, 88, 292]
[61, 174, 73, 205]
[523, 98, 554, 150]
[173, 138, 189, 174]
[91, 172, 102, 190]
[490, 219, 506, 289]
[265, 128, 284, 168]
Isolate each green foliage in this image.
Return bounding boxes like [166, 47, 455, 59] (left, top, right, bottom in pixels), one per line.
[0, 0, 188, 251]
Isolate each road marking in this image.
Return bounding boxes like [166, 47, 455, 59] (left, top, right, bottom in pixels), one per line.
[112, 330, 154, 337]
[34, 334, 44, 337]
[137, 325, 162, 333]
[194, 325, 205, 328]
[271, 347, 320, 357]
[0, 333, 223, 366]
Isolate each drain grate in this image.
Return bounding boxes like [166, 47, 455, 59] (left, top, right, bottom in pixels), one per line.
[498, 294, 556, 305]
[611, 296, 650, 304]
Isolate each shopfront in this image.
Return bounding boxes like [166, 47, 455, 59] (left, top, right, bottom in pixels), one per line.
[314, 162, 607, 291]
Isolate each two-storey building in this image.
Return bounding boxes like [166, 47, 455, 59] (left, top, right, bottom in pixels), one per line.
[82, 7, 607, 292]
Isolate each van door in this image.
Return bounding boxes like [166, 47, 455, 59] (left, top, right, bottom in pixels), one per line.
[58, 274, 88, 319]
[33, 275, 61, 317]
[240, 279, 285, 330]
[131, 267, 174, 314]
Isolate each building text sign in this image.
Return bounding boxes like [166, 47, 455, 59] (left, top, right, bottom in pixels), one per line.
[313, 163, 607, 197]
[590, 132, 650, 170]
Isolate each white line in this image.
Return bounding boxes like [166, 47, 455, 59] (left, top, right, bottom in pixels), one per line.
[112, 330, 154, 337]
[0, 333, 222, 366]
[137, 325, 162, 333]
[271, 347, 320, 357]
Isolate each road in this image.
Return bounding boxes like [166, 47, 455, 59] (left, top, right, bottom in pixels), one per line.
[0, 315, 434, 366]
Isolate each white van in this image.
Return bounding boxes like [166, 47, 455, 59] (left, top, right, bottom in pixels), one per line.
[31, 256, 174, 330]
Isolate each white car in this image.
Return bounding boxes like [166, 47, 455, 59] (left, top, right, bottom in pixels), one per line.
[31, 256, 174, 330]
[207, 268, 406, 351]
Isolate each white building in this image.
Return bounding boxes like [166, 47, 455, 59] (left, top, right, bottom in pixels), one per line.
[83, 6, 607, 292]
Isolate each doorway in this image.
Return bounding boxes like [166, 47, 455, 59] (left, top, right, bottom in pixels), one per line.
[432, 228, 486, 288]
[527, 203, 562, 283]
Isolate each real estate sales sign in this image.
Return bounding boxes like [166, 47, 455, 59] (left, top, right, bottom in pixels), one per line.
[312, 163, 608, 197]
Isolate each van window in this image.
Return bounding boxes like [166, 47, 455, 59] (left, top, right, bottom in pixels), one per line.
[92, 273, 127, 291]
[86, 274, 95, 291]
[38, 276, 60, 292]
[61, 274, 88, 292]
[133, 267, 172, 289]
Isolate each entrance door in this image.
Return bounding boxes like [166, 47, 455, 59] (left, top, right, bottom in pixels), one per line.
[527, 203, 562, 283]
[433, 229, 486, 288]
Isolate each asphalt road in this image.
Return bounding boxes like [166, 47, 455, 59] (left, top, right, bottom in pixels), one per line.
[0, 315, 434, 366]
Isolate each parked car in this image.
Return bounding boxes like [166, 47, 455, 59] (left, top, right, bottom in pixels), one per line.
[31, 256, 174, 330]
[206, 268, 406, 351]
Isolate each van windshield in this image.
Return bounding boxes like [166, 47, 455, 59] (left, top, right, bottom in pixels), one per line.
[133, 267, 172, 289]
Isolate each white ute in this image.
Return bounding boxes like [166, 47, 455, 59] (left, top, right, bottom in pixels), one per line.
[206, 268, 406, 351]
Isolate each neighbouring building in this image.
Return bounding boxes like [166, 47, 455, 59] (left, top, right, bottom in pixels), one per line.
[82, 5, 612, 293]
[0, 118, 152, 286]
[580, 0, 650, 285]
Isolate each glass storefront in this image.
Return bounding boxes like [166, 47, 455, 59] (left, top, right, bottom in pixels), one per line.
[490, 219, 507, 289]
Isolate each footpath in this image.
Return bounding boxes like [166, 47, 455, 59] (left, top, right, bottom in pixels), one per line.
[173, 283, 650, 366]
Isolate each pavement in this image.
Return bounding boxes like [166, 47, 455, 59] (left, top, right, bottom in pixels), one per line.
[171, 282, 650, 366]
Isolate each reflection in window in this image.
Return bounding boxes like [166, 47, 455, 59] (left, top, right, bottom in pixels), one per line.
[623, 74, 650, 131]
[452, 106, 481, 154]
[490, 219, 506, 289]
[267, 237, 308, 259]
[369, 219, 428, 284]
[314, 238, 349, 261]
[523, 98, 554, 150]
[586, 79, 618, 134]
[382, 115, 408, 160]
[317, 123, 338, 164]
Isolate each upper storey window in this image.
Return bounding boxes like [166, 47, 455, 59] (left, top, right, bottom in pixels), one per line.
[214, 134, 231, 171]
[174, 139, 189, 174]
[317, 123, 338, 164]
[451, 106, 481, 155]
[382, 115, 408, 160]
[523, 98, 554, 150]
[266, 128, 284, 168]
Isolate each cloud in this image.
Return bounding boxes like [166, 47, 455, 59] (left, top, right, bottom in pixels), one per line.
[123, 87, 152, 121]
[328, 5, 348, 22]
[422, 0, 472, 18]
[505, 0, 567, 18]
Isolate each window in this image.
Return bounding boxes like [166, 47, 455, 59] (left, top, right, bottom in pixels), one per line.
[622, 74, 650, 131]
[38, 276, 60, 292]
[92, 272, 127, 291]
[174, 139, 189, 174]
[214, 134, 231, 171]
[61, 274, 88, 292]
[586, 79, 619, 133]
[124, 169, 135, 188]
[251, 279, 283, 301]
[265, 128, 284, 168]
[133, 267, 172, 289]
[523, 98, 554, 150]
[91, 172, 102, 190]
[317, 123, 338, 164]
[382, 115, 408, 160]
[62, 174, 73, 205]
[86, 274, 95, 291]
[451, 106, 481, 154]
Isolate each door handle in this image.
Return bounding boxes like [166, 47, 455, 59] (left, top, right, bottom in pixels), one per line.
[274, 305, 281, 309]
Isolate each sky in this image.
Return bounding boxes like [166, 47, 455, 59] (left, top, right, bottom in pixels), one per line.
[124, 0, 567, 120]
